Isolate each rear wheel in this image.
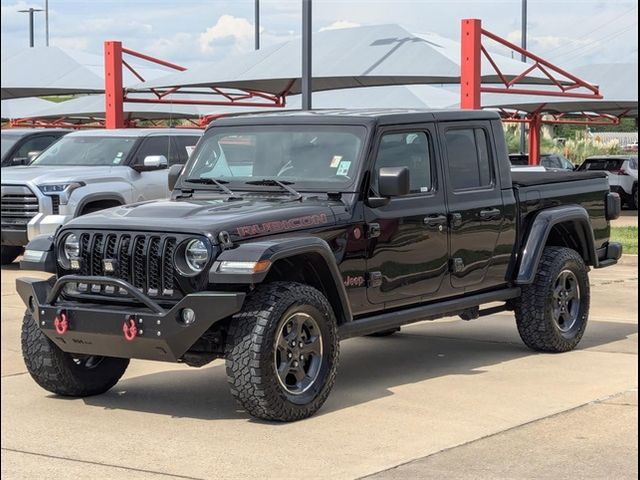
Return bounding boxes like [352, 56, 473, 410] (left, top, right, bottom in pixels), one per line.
[514, 247, 590, 352]
[225, 282, 339, 421]
[631, 184, 638, 210]
[1, 245, 23, 265]
[21, 312, 129, 396]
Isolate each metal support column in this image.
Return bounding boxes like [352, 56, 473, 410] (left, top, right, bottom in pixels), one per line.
[301, 0, 312, 110]
[519, 0, 528, 155]
[104, 41, 125, 129]
[460, 19, 482, 109]
[528, 113, 541, 165]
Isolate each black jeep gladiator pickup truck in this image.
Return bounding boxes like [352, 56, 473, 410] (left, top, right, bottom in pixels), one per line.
[17, 109, 622, 421]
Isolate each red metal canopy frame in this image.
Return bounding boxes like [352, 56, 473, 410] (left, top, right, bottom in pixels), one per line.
[460, 19, 603, 165]
[104, 41, 287, 129]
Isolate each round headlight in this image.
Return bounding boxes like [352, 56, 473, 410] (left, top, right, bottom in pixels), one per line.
[63, 234, 80, 260]
[184, 239, 209, 272]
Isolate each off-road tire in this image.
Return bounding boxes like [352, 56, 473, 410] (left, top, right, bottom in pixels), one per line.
[514, 247, 590, 352]
[367, 327, 401, 337]
[225, 282, 339, 421]
[21, 312, 129, 396]
[1, 246, 22, 265]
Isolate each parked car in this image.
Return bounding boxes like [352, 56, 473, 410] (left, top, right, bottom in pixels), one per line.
[1, 128, 70, 167]
[509, 153, 575, 171]
[17, 109, 621, 421]
[1, 128, 202, 265]
[577, 155, 638, 209]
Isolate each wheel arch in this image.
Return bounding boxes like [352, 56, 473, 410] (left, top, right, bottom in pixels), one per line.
[515, 205, 598, 285]
[77, 194, 126, 215]
[209, 237, 353, 324]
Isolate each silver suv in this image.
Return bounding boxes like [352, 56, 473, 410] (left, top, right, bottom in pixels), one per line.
[578, 155, 638, 210]
[1, 128, 202, 265]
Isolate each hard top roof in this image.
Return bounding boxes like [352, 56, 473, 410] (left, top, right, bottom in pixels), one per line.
[1, 128, 71, 137]
[210, 108, 500, 129]
[65, 128, 203, 138]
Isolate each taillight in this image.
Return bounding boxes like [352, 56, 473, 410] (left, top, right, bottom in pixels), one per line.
[610, 169, 629, 176]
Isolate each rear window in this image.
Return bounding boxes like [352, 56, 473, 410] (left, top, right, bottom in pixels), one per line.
[579, 158, 624, 171]
[629, 157, 638, 170]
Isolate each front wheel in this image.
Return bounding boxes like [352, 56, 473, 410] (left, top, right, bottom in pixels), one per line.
[225, 282, 339, 421]
[514, 247, 590, 352]
[21, 312, 129, 396]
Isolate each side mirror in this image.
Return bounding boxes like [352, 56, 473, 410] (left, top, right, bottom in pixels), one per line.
[10, 157, 29, 166]
[368, 167, 410, 208]
[168, 163, 184, 191]
[379, 167, 410, 197]
[144, 155, 168, 169]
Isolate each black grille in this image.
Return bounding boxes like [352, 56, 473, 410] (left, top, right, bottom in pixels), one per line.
[62, 231, 188, 300]
[1, 185, 39, 230]
[51, 195, 60, 215]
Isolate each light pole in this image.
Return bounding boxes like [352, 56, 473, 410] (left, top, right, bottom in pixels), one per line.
[519, 0, 528, 153]
[18, 8, 43, 47]
[45, 0, 50, 46]
[301, 0, 312, 110]
[255, 0, 260, 50]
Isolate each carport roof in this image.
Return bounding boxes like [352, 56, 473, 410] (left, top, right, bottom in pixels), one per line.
[1, 97, 54, 120]
[0, 47, 175, 100]
[134, 24, 565, 95]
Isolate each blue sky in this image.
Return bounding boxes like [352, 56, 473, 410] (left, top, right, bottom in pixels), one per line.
[1, 0, 637, 70]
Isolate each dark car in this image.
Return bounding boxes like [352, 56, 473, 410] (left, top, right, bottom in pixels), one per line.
[509, 153, 575, 171]
[1, 128, 70, 167]
[17, 109, 622, 422]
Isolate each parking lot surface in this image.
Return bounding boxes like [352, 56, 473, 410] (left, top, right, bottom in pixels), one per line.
[1, 257, 637, 479]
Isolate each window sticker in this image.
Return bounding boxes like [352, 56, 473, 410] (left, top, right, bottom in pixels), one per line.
[336, 160, 351, 176]
[330, 155, 343, 168]
[185, 145, 196, 156]
[113, 152, 124, 164]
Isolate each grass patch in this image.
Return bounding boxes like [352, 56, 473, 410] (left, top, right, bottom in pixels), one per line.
[611, 226, 638, 255]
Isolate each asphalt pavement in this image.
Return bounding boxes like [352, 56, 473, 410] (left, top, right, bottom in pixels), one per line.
[1, 257, 637, 480]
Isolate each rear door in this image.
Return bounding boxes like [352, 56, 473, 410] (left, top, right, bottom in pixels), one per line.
[365, 125, 449, 305]
[439, 122, 507, 291]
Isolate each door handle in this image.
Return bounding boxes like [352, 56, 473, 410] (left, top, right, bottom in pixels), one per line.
[479, 208, 501, 220]
[424, 214, 448, 228]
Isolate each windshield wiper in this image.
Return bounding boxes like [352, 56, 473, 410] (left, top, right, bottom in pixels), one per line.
[183, 177, 241, 199]
[245, 179, 303, 201]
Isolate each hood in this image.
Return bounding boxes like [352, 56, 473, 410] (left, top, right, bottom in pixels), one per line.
[1, 165, 120, 186]
[61, 195, 342, 242]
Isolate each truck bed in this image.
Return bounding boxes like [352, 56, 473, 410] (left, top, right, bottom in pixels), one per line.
[511, 170, 607, 187]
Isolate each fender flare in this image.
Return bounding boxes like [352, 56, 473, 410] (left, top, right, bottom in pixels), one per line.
[209, 236, 353, 322]
[515, 205, 598, 285]
[76, 193, 126, 215]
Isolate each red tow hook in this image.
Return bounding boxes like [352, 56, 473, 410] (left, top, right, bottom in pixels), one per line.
[122, 317, 138, 341]
[53, 311, 69, 335]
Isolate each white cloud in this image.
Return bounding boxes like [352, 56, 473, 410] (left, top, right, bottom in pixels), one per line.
[319, 20, 361, 32]
[198, 15, 255, 54]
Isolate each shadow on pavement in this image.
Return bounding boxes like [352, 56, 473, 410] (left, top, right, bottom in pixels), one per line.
[79, 319, 637, 421]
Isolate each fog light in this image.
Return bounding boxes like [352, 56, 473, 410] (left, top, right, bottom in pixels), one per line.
[70, 258, 81, 270]
[181, 308, 196, 325]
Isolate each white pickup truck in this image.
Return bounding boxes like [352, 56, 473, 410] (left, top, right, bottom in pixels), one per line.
[1, 128, 202, 265]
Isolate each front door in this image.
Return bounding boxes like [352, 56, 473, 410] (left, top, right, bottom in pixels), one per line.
[365, 126, 449, 306]
[439, 122, 506, 291]
[130, 136, 171, 201]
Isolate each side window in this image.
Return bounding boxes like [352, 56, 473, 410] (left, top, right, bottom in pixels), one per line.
[135, 136, 170, 164]
[169, 136, 199, 165]
[14, 135, 59, 159]
[372, 131, 432, 195]
[445, 128, 494, 191]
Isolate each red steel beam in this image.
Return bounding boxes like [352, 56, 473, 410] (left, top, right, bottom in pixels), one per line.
[460, 19, 482, 109]
[104, 41, 125, 129]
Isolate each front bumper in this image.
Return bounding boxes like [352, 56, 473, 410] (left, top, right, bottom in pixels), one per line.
[16, 275, 245, 362]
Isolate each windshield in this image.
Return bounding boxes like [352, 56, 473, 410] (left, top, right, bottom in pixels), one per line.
[1, 134, 20, 158]
[30, 136, 137, 166]
[184, 125, 366, 190]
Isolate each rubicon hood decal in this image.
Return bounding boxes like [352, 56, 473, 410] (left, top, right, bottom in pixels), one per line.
[236, 214, 329, 237]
